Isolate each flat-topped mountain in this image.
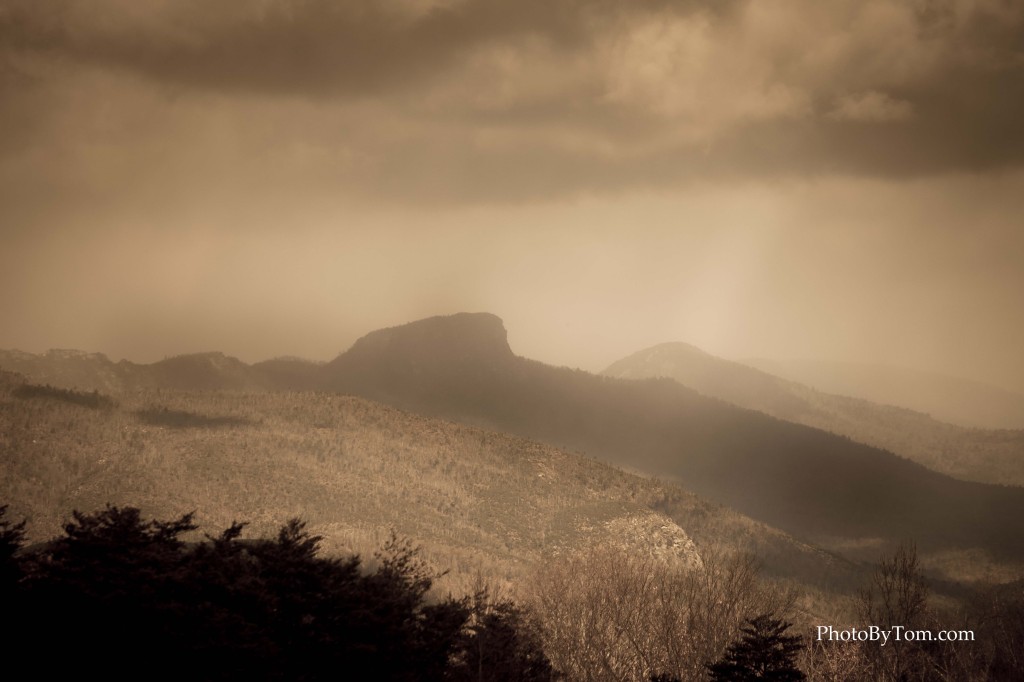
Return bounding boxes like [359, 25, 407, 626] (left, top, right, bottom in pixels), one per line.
[320, 313, 518, 412]
[604, 343, 1024, 486]
[344, 312, 514, 365]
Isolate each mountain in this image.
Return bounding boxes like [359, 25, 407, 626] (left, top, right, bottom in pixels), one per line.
[250, 356, 324, 390]
[0, 349, 126, 393]
[4, 314, 1024, 578]
[0, 369, 858, 599]
[0, 348, 322, 393]
[604, 343, 1024, 487]
[315, 314, 1024, 570]
[139, 351, 260, 390]
[746, 358, 1024, 430]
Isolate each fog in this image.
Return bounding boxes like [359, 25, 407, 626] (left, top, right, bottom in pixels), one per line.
[2, 0, 1023, 392]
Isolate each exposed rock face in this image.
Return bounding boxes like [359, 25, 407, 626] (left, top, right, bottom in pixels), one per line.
[599, 511, 703, 569]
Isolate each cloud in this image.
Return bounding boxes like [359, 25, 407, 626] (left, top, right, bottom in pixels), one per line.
[828, 91, 914, 122]
[1, 0, 1022, 202]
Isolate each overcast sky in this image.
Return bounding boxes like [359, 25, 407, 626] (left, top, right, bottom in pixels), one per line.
[2, 0, 1023, 391]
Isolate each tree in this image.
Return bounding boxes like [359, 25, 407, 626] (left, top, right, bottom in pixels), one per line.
[0, 504, 26, 595]
[857, 543, 931, 681]
[529, 546, 794, 681]
[0, 501, 25, 581]
[11, 505, 557, 681]
[448, 587, 558, 681]
[706, 613, 806, 681]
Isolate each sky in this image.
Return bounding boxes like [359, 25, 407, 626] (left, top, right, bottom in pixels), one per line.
[2, 0, 1024, 392]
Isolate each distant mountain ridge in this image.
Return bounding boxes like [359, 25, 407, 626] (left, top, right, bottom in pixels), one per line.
[747, 358, 1024, 430]
[4, 313, 1024, 571]
[603, 343, 1024, 487]
[0, 348, 322, 393]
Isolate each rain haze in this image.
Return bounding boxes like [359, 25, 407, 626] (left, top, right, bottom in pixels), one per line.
[2, 0, 1024, 392]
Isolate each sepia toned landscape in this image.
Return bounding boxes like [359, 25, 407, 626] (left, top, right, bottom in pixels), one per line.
[2, 1, 1024, 680]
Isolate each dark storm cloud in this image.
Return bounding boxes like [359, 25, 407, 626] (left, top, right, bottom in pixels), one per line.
[1, 0, 1023, 200]
[0, 0, 639, 96]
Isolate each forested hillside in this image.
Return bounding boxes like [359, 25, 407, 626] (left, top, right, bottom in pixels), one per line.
[0, 370, 856, 598]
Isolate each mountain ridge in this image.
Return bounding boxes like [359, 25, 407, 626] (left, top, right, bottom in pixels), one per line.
[746, 358, 1024, 430]
[4, 313, 1024, 573]
[604, 342, 1024, 487]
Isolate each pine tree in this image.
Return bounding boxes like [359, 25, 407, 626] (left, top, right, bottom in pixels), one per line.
[707, 613, 806, 681]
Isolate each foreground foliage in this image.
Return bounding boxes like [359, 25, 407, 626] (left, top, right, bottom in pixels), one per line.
[530, 546, 796, 681]
[3, 505, 555, 681]
[706, 614, 805, 681]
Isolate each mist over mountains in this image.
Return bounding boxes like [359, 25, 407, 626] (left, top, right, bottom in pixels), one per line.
[604, 343, 1024, 487]
[746, 358, 1024, 431]
[4, 312, 1023, 573]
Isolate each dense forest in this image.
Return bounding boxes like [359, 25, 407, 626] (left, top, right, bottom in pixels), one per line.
[0, 504, 553, 680]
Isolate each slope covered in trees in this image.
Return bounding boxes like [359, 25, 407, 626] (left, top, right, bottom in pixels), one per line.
[0, 370, 853, 599]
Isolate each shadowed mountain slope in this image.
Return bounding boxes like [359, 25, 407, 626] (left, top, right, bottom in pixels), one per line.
[318, 314, 1024, 564]
[604, 343, 1024, 486]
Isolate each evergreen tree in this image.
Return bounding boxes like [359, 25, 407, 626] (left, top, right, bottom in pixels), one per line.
[447, 588, 557, 681]
[707, 613, 806, 681]
[9, 504, 555, 681]
[0, 504, 26, 593]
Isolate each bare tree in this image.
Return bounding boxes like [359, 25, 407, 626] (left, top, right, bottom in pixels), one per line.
[800, 640, 871, 682]
[857, 543, 932, 681]
[528, 545, 794, 681]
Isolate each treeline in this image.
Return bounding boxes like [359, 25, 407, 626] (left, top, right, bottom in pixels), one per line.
[4, 504, 1022, 680]
[0, 505, 554, 681]
[0, 503, 808, 681]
